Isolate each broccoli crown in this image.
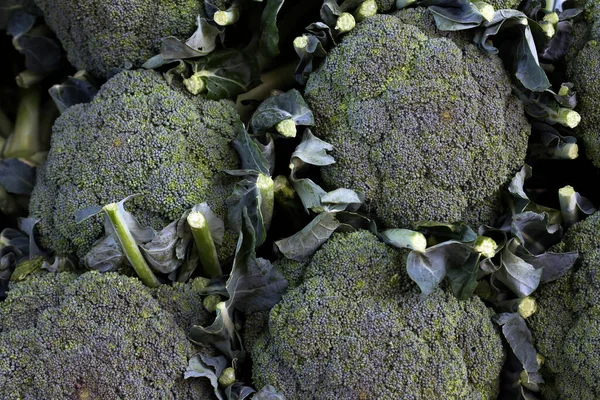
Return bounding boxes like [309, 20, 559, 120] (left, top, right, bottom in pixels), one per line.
[566, 24, 600, 167]
[304, 10, 530, 229]
[0, 271, 216, 399]
[486, 0, 522, 9]
[34, 0, 204, 77]
[29, 69, 240, 259]
[245, 231, 505, 399]
[528, 212, 600, 399]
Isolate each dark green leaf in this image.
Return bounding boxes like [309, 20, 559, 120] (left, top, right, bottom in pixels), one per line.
[494, 313, 543, 383]
[6, 11, 35, 37]
[514, 25, 551, 92]
[320, 0, 343, 26]
[159, 37, 205, 60]
[259, 0, 285, 58]
[226, 179, 266, 247]
[0, 1, 40, 30]
[414, 220, 477, 243]
[17, 217, 43, 258]
[186, 16, 222, 55]
[250, 89, 314, 135]
[539, 21, 574, 63]
[511, 211, 562, 255]
[0, 158, 35, 195]
[225, 383, 256, 400]
[446, 252, 481, 299]
[517, 250, 578, 283]
[290, 128, 334, 172]
[253, 385, 286, 400]
[49, 73, 98, 113]
[193, 203, 225, 246]
[140, 220, 183, 274]
[231, 124, 270, 175]
[13, 29, 62, 74]
[84, 235, 125, 272]
[74, 205, 103, 223]
[275, 212, 340, 261]
[104, 196, 156, 244]
[495, 239, 542, 297]
[184, 354, 228, 400]
[428, 0, 483, 31]
[189, 302, 243, 360]
[191, 49, 260, 100]
[321, 188, 364, 212]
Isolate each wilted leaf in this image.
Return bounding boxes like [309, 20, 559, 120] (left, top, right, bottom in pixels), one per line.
[84, 235, 125, 272]
[250, 89, 314, 135]
[275, 212, 340, 261]
[495, 239, 543, 297]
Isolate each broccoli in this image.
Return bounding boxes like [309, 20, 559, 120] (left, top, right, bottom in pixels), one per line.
[303, 10, 530, 229]
[0, 270, 218, 399]
[566, 3, 600, 167]
[33, 0, 205, 77]
[527, 211, 600, 399]
[29, 69, 240, 260]
[245, 231, 505, 399]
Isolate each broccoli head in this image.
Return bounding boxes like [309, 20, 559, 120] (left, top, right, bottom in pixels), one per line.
[527, 211, 600, 399]
[245, 231, 505, 399]
[34, 0, 205, 77]
[29, 69, 240, 259]
[566, 6, 600, 168]
[0, 270, 217, 399]
[304, 11, 530, 229]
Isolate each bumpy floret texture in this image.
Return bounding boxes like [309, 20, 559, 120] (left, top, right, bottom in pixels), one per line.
[0, 271, 216, 399]
[245, 231, 505, 399]
[304, 11, 530, 229]
[29, 69, 239, 259]
[528, 212, 600, 399]
[567, 4, 600, 168]
[34, 0, 204, 77]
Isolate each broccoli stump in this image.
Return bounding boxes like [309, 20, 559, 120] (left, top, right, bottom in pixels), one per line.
[29, 69, 240, 260]
[245, 231, 505, 399]
[304, 11, 530, 229]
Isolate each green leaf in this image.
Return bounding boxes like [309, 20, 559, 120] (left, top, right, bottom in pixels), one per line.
[495, 239, 543, 297]
[290, 128, 334, 172]
[103, 195, 156, 244]
[510, 211, 562, 255]
[407, 241, 473, 295]
[49, 73, 98, 113]
[259, 0, 285, 58]
[190, 49, 260, 100]
[516, 250, 578, 284]
[253, 385, 286, 400]
[190, 301, 242, 360]
[321, 188, 364, 212]
[224, 383, 256, 400]
[184, 354, 228, 400]
[186, 16, 222, 55]
[0, 159, 35, 195]
[139, 220, 184, 274]
[290, 178, 327, 212]
[250, 89, 314, 135]
[428, 0, 484, 31]
[275, 212, 340, 261]
[230, 124, 270, 175]
[514, 25, 551, 92]
[446, 252, 481, 299]
[226, 179, 266, 247]
[494, 313, 543, 384]
[84, 235, 125, 272]
[414, 220, 477, 243]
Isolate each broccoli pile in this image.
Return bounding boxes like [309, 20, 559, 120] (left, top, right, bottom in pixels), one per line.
[29, 69, 240, 259]
[527, 212, 600, 399]
[34, 0, 205, 77]
[0, 271, 217, 399]
[245, 231, 505, 399]
[567, 0, 600, 167]
[304, 10, 530, 229]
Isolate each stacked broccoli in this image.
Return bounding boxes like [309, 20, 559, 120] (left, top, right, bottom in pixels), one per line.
[245, 231, 505, 399]
[34, 0, 205, 77]
[528, 212, 600, 399]
[304, 10, 530, 229]
[29, 69, 240, 259]
[567, 0, 600, 167]
[0, 271, 216, 399]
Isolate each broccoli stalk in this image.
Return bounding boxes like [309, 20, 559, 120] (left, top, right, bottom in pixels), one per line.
[3, 86, 42, 159]
[16, 70, 46, 89]
[472, 236, 498, 258]
[335, 12, 356, 33]
[558, 185, 580, 229]
[214, 1, 241, 26]
[529, 141, 579, 160]
[380, 228, 427, 252]
[103, 202, 161, 288]
[187, 210, 222, 278]
[257, 173, 275, 231]
[497, 297, 538, 318]
[0, 107, 12, 138]
[545, 106, 581, 128]
[355, 0, 378, 22]
[472, 2, 495, 22]
[275, 118, 297, 138]
[218, 367, 236, 388]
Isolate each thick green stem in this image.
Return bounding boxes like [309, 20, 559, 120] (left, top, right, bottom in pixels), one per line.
[257, 173, 274, 231]
[187, 210, 222, 278]
[214, 5, 241, 26]
[380, 229, 427, 252]
[16, 70, 46, 88]
[529, 142, 579, 160]
[497, 296, 538, 318]
[472, 236, 498, 258]
[355, 0, 377, 22]
[558, 185, 578, 229]
[544, 0, 555, 13]
[103, 203, 160, 287]
[335, 12, 356, 33]
[3, 86, 41, 159]
[275, 118, 297, 138]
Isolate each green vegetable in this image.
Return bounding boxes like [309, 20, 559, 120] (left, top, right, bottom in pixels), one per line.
[29, 69, 240, 260]
[0, 271, 216, 398]
[188, 209, 222, 278]
[304, 11, 531, 229]
[246, 231, 505, 399]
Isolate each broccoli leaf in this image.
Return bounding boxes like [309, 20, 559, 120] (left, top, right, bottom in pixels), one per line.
[494, 312, 543, 384]
[185, 354, 229, 400]
[407, 241, 472, 295]
[225, 383, 256, 400]
[253, 385, 286, 400]
[517, 250, 578, 283]
[275, 212, 340, 261]
[494, 239, 543, 297]
[49, 73, 98, 113]
[290, 128, 334, 168]
[414, 220, 477, 243]
[511, 211, 562, 255]
[0, 158, 36, 195]
[11, 25, 62, 74]
[230, 125, 271, 175]
[446, 252, 481, 299]
[427, 0, 484, 31]
[259, 0, 285, 58]
[321, 188, 364, 213]
[186, 16, 223, 55]
[227, 178, 266, 246]
[539, 21, 574, 63]
[190, 49, 260, 100]
[84, 235, 125, 272]
[514, 25, 551, 92]
[18, 217, 43, 258]
[250, 89, 315, 135]
[139, 220, 183, 274]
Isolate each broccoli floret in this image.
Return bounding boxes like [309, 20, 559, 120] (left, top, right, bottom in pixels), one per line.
[0, 270, 217, 399]
[29, 69, 239, 259]
[528, 211, 600, 399]
[566, 13, 600, 167]
[33, 0, 205, 77]
[245, 231, 505, 399]
[303, 10, 530, 229]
